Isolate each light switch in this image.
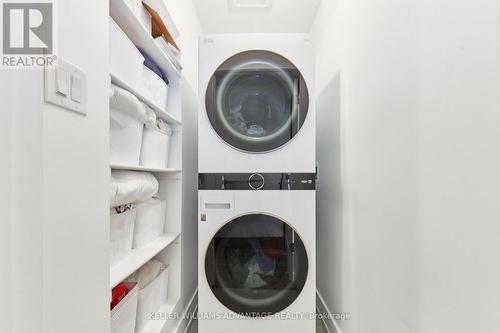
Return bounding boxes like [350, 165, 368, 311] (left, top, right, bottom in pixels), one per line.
[45, 56, 86, 115]
[71, 75, 82, 103]
[56, 68, 69, 96]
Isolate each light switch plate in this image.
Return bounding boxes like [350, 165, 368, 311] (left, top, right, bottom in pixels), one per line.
[45, 56, 86, 115]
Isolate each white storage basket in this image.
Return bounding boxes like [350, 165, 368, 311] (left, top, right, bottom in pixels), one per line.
[110, 18, 144, 88]
[141, 66, 169, 109]
[110, 208, 136, 266]
[140, 123, 172, 168]
[111, 282, 139, 333]
[110, 108, 144, 166]
[133, 199, 166, 248]
[135, 266, 169, 331]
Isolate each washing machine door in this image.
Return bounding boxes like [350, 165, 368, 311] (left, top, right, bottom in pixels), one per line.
[205, 50, 309, 153]
[205, 213, 309, 317]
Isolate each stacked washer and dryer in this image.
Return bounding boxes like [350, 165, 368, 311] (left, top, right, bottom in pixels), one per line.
[198, 34, 316, 333]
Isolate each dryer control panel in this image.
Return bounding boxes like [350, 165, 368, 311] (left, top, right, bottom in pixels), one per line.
[198, 173, 316, 190]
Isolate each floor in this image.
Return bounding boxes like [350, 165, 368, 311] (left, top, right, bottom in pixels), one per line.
[187, 317, 328, 333]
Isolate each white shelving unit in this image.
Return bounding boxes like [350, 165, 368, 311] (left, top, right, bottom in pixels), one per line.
[111, 164, 180, 173]
[109, 1, 183, 332]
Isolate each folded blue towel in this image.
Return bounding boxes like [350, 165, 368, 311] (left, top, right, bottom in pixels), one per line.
[138, 48, 169, 84]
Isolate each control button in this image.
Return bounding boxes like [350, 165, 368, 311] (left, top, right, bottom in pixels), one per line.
[248, 173, 265, 190]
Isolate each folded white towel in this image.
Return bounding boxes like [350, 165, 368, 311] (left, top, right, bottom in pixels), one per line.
[126, 259, 165, 290]
[110, 84, 147, 121]
[110, 171, 159, 207]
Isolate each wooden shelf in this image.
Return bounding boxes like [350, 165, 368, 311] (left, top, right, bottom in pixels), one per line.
[110, 73, 181, 125]
[110, 164, 181, 173]
[110, 0, 181, 80]
[110, 232, 180, 288]
[137, 297, 181, 333]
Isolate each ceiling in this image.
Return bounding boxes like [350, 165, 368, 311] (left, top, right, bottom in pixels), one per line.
[192, 0, 323, 34]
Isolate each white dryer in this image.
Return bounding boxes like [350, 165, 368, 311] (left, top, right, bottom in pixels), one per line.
[198, 173, 316, 333]
[199, 34, 315, 173]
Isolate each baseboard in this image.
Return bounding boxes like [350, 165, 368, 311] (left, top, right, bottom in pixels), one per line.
[316, 291, 343, 333]
[174, 289, 198, 333]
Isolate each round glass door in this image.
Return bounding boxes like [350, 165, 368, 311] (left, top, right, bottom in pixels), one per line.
[205, 51, 309, 153]
[205, 214, 309, 317]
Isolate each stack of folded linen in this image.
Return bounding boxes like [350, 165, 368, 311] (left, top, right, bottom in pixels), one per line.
[110, 170, 159, 207]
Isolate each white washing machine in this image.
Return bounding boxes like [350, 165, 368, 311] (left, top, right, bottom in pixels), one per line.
[198, 173, 316, 333]
[199, 34, 315, 173]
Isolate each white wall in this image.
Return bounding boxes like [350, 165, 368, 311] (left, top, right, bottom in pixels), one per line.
[313, 0, 500, 332]
[314, 0, 419, 331]
[0, 72, 15, 333]
[42, 1, 110, 332]
[165, 0, 202, 328]
[417, 1, 500, 331]
[0, 1, 110, 332]
[1, 70, 45, 333]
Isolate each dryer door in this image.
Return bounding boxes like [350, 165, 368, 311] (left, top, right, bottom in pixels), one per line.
[205, 50, 309, 153]
[205, 213, 309, 317]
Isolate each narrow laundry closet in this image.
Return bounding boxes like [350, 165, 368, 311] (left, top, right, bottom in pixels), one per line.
[109, 1, 323, 332]
[108, 0, 321, 329]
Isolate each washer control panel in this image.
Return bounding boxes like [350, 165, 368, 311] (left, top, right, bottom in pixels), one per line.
[199, 173, 316, 190]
